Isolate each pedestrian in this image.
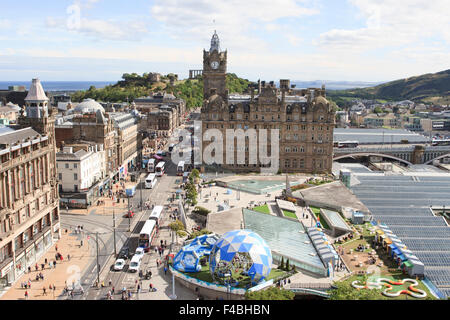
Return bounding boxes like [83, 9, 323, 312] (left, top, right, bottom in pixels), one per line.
[60, 255, 64, 262]
[137, 284, 141, 293]
[24, 290, 28, 300]
[109, 279, 112, 286]
[111, 286, 115, 295]
[55, 244, 58, 252]
[68, 254, 71, 261]
[44, 258, 48, 265]
[128, 290, 132, 299]
[53, 260, 56, 268]
[43, 287, 47, 296]
[49, 262, 52, 269]
[35, 263, 39, 271]
[28, 280, 31, 288]
[41, 263, 45, 270]
[28, 266, 31, 273]
[149, 283, 153, 291]
[80, 240, 83, 247]
[164, 266, 167, 275]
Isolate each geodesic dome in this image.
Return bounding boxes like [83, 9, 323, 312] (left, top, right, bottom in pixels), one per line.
[173, 234, 219, 273]
[209, 229, 272, 285]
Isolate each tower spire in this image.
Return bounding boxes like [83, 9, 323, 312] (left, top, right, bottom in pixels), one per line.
[210, 30, 220, 52]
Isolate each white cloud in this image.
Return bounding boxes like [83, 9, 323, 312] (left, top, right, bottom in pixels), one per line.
[0, 19, 11, 29]
[45, 16, 148, 41]
[150, 0, 319, 51]
[318, 0, 450, 50]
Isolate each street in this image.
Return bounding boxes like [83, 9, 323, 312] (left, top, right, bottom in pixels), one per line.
[59, 142, 196, 300]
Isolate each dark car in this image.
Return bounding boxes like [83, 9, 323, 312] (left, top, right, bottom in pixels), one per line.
[118, 247, 130, 260]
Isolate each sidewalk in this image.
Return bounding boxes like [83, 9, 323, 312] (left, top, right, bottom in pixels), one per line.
[65, 177, 140, 216]
[0, 231, 92, 300]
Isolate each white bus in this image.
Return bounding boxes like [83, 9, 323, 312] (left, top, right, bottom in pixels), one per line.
[147, 158, 156, 173]
[149, 205, 164, 226]
[144, 173, 157, 189]
[138, 219, 157, 252]
[155, 161, 165, 177]
[177, 161, 185, 176]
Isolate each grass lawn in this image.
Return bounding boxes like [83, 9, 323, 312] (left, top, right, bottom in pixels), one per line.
[346, 274, 435, 300]
[282, 209, 297, 219]
[309, 206, 330, 230]
[253, 204, 271, 214]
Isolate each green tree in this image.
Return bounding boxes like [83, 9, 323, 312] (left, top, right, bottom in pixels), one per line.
[169, 220, 185, 232]
[328, 278, 387, 300]
[374, 106, 383, 114]
[285, 259, 290, 271]
[188, 229, 212, 240]
[245, 287, 295, 300]
[279, 257, 285, 270]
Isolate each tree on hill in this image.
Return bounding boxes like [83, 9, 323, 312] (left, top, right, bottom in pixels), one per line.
[245, 286, 295, 300]
[328, 278, 387, 300]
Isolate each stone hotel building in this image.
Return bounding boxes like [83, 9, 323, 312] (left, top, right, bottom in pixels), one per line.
[201, 32, 335, 174]
[0, 79, 60, 289]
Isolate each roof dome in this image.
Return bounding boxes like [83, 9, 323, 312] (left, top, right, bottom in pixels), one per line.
[314, 96, 329, 106]
[209, 229, 272, 284]
[25, 78, 49, 102]
[73, 98, 105, 114]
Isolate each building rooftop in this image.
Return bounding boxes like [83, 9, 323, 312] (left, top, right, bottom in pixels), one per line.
[334, 128, 430, 144]
[243, 209, 327, 276]
[350, 171, 450, 297]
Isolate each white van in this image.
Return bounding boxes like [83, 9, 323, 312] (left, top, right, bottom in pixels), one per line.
[128, 255, 141, 273]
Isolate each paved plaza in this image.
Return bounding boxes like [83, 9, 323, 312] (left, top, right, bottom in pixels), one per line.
[0, 231, 92, 300]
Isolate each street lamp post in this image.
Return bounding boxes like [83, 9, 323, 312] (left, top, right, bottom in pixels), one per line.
[113, 206, 117, 257]
[127, 196, 131, 232]
[96, 232, 100, 286]
[169, 271, 177, 300]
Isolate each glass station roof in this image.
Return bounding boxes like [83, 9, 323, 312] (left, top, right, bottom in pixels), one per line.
[243, 209, 326, 273]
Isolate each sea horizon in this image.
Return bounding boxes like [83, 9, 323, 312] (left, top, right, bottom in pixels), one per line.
[0, 81, 116, 91]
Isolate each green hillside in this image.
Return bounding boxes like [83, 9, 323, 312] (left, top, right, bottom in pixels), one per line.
[71, 72, 253, 110]
[328, 69, 450, 106]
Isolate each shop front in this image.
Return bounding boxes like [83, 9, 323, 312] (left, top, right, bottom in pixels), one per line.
[0, 261, 14, 289]
[43, 230, 52, 249]
[25, 244, 36, 268]
[53, 222, 61, 239]
[35, 237, 44, 258]
[14, 252, 26, 277]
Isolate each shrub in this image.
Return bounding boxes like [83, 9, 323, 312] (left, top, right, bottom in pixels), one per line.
[193, 206, 211, 216]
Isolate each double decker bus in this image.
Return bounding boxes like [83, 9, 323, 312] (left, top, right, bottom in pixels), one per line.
[149, 205, 164, 226]
[155, 161, 165, 177]
[138, 220, 157, 252]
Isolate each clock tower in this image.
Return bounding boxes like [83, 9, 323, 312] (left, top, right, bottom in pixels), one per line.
[203, 31, 227, 101]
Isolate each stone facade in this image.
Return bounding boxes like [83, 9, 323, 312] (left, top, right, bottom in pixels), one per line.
[134, 92, 186, 137]
[0, 79, 60, 288]
[200, 33, 335, 174]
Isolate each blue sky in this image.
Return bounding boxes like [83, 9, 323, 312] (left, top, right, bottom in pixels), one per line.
[0, 0, 449, 82]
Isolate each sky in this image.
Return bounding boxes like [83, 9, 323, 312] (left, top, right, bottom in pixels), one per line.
[0, 0, 449, 82]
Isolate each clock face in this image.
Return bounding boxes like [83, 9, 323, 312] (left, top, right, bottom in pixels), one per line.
[211, 61, 219, 69]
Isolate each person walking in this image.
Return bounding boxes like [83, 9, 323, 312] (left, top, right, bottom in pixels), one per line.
[42, 286, 47, 296]
[24, 290, 28, 300]
[55, 244, 58, 252]
[67, 254, 71, 261]
[53, 260, 56, 268]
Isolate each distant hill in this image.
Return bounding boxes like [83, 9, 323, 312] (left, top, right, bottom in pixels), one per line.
[291, 80, 381, 90]
[328, 69, 450, 105]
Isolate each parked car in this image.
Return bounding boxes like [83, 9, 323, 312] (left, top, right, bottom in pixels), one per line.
[129, 255, 141, 273]
[118, 247, 130, 260]
[113, 259, 126, 271]
[135, 247, 145, 259]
